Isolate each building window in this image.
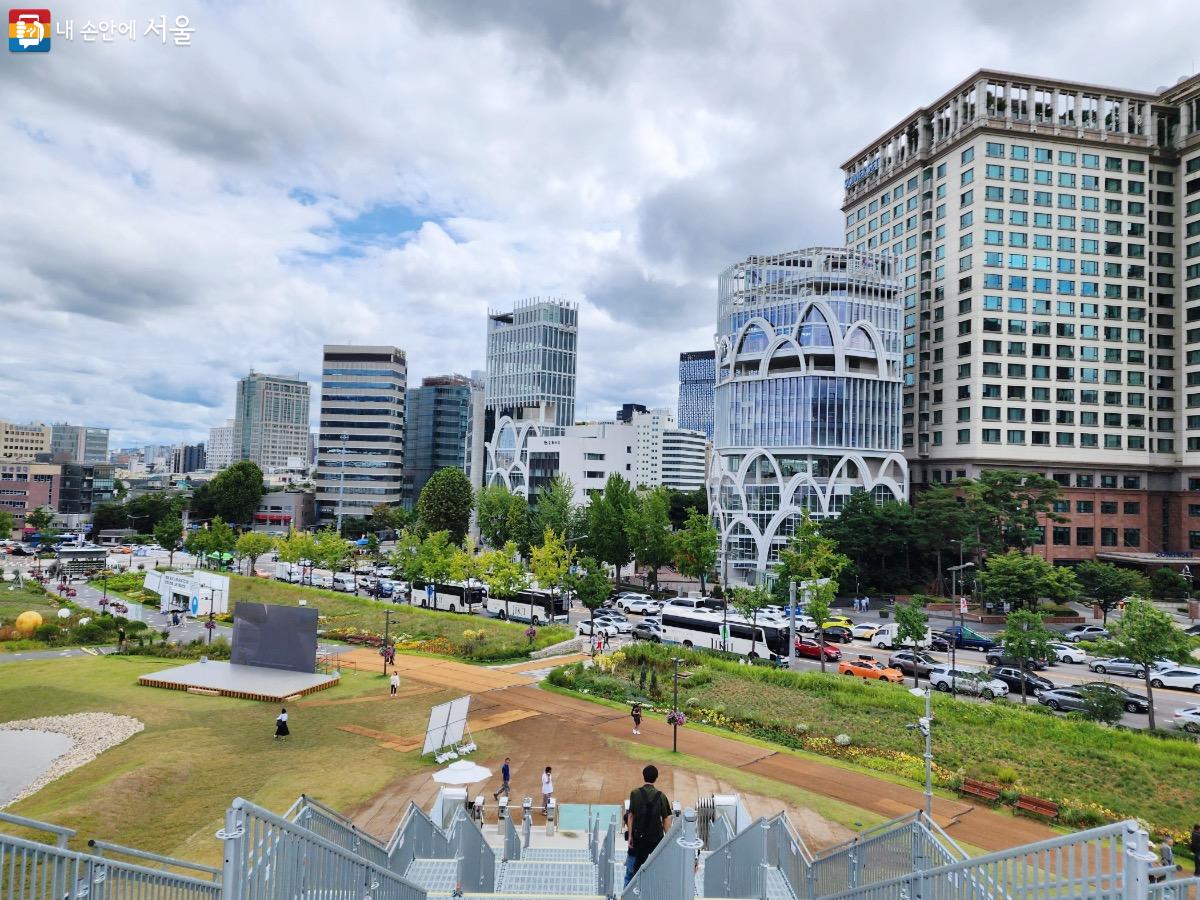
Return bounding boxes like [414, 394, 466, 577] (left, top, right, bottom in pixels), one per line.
[1123, 528, 1141, 548]
[1123, 501, 1140, 515]
[1101, 527, 1118, 547]
[1052, 526, 1071, 546]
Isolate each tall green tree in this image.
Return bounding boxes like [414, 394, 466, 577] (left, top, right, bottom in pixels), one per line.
[416, 468, 474, 543]
[206, 517, 238, 556]
[207, 461, 265, 525]
[90, 502, 128, 535]
[776, 513, 848, 673]
[313, 527, 350, 573]
[1075, 561, 1150, 623]
[530, 529, 575, 601]
[388, 528, 424, 585]
[1100, 597, 1194, 730]
[957, 470, 1065, 553]
[480, 542, 528, 620]
[416, 531, 456, 586]
[666, 487, 708, 528]
[531, 475, 583, 546]
[153, 516, 183, 567]
[1149, 567, 1190, 602]
[275, 530, 319, 566]
[912, 484, 981, 595]
[893, 598, 930, 686]
[451, 536, 486, 586]
[0, 510, 14, 539]
[25, 506, 54, 532]
[976, 550, 1079, 612]
[586, 474, 636, 573]
[673, 508, 719, 593]
[565, 555, 611, 649]
[625, 486, 674, 591]
[998, 610, 1056, 704]
[235, 531, 275, 577]
[475, 484, 529, 549]
[731, 583, 774, 658]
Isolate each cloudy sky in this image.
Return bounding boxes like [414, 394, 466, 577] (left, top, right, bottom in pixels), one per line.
[2, 0, 1198, 447]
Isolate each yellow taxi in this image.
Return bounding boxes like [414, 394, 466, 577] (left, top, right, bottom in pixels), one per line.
[821, 615, 854, 630]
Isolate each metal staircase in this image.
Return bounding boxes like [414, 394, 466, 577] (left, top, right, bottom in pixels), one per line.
[4, 794, 1199, 900]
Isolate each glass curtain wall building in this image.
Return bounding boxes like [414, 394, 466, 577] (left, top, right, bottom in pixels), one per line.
[315, 345, 406, 524]
[677, 350, 716, 439]
[234, 372, 311, 471]
[709, 247, 909, 583]
[405, 374, 474, 503]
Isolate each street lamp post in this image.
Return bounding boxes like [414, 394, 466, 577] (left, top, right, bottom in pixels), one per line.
[788, 580, 797, 669]
[907, 687, 933, 819]
[671, 657, 690, 753]
[335, 434, 350, 537]
[945, 560, 975, 699]
[382, 608, 393, 674]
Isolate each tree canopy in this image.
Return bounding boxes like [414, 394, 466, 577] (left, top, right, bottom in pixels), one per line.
[586, 474, 636, 571]
[201, 461, 265, 525]
[1075, 561, 1149, 623]
[976, 550, 1079, 612]
[476, 484, 529, 550]
[416, 468, 474, 543]
[625, 486, 674, 590]
[673, 507, 718, 592]
[1100, 597, 1193, 730]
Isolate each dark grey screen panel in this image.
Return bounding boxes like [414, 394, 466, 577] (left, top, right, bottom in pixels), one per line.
[231, 603, 318, 673]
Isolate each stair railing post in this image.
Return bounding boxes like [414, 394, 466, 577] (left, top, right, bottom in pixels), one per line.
[218, 805, 246, 900]
[1123, 824, 1155, 900]
[679, 809, 702, 900]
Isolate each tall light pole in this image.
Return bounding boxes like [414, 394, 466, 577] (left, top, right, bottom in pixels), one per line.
[907, 687, 933, 819]
[945, 560, 975, 699]
[787, 580, 797, 669]
[336, 434, 349, 537]
[671, 657, 689, 753]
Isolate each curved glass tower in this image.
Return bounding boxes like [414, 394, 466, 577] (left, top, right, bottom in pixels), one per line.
[709, 247, 909, 583]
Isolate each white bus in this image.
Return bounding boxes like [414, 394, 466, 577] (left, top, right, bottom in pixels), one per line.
[659, 608, 789, 661]
[411, 580, 487, 614]
[486, 589, 569, 625]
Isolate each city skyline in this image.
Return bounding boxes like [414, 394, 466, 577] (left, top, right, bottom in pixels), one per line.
[5, 2, 1200, 447]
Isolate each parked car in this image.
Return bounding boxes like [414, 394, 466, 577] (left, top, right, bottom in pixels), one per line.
[850, 623, 880, 640]
[927, 665, 1009, 700]
[1087, 657, 1147, 677]
[593, 613, 634, 635]
[310, 572, 333, 589]
[1047, 642, 1087, 664]
[1079, 681, 1150, 713]
[794, 637, 842, 662]
[1061, 624, 1109, 643]
[984, 651, 1048, 670]
[820, 625, 854, 644]
[928, 634, 952, 653]
[622, 597, 662, 615]
[632, 620, 663, 642]
[615, 593, 653, 612]
[887, 650, 939, 679]
[332, 573, 358, 593]
[374, 566, 395, 578]
[939, 626, 996, 652]
[822, 615, 854, 630]
[838, 655, 904, 683]
[578, 619, 618, 637]
[871, 623, 932, 650]
[1172, 707, 1200, 733]
[1037, 687, 1087, 713]
[987, 666, 1054, 695]
[1149, 667, 1200, 693]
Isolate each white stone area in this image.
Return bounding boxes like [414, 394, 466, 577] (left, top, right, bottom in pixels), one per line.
[0, 713, 143, 808]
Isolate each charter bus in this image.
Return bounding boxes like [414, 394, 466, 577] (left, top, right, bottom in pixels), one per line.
[485, 588, 569, 625]
[659, 608, 789, 661]
[410, 580, 486, 614]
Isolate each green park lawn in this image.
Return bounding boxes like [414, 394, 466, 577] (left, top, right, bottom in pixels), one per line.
[0, 580, 67, 651]
[0, 656, 459, 864]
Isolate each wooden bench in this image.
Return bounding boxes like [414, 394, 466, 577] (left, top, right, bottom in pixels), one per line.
[1014, 795, 1059, 822]
[958, 777, 1002, 806]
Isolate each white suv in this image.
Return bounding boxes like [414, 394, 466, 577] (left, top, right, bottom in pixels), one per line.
[927, 665, 1009, 701]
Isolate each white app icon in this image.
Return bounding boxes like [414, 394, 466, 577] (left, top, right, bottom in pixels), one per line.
[16, 14, 46, 48]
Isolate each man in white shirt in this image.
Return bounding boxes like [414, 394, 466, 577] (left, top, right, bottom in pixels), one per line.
[541, 766, 554, 818]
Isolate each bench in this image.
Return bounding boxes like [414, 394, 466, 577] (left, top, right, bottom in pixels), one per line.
[1014, 795, 1059, 822]
[958, 777, 1002, 806]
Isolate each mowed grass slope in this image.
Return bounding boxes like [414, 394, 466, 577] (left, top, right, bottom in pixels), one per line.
[0, 656, 451, 863]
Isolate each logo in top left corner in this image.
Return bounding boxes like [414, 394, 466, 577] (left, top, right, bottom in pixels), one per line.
[9, 9, 51, 52]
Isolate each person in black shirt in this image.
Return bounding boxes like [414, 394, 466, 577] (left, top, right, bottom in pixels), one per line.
[624, 764, 672, 885]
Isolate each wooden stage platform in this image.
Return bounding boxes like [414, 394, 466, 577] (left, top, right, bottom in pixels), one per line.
[138, 661, 339, 702]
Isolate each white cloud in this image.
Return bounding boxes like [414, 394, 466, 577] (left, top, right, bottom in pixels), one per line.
[0, 0, 1197, 444]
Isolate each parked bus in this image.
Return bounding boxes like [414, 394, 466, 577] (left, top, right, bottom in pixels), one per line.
[659, 607, 789, 661]
[485, 588, 569, 624]
[411, 579, 486, 614]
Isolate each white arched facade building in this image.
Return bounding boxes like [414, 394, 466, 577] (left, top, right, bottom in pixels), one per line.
[709, 247, 909, 584]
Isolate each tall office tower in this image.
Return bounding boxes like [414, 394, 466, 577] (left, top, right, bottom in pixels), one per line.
[632, 408, 707, 491]
[233, 372, 311, 471]
[677, 350, 716, 439]
[841, 69, 1200, 561]
[315, 345, 406, 525]
[0, 421, 51, 460]
[464, 371, 486, 488]
[171, 443, 206, 474]
[405, 374, 475, 502]
[49, 425, 109, 464]
[484, 299, 578, 498]
[708, 248, 908, 584]
[207, 419, 235, 470]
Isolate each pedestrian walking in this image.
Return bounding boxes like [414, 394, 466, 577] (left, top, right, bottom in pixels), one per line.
[1190, 824, 1200, 876]
[631, 702, 642, 735]
[1153, 835, 1177, 882]
[389, 670, 400, 697]
[541, 766, 554, 817]
[623, 764, 672, 886]
[274, 708, 290, 740]
[863, 596, 870, 612]
[117, 626, 126, 649]
[493, 757, 511, 800]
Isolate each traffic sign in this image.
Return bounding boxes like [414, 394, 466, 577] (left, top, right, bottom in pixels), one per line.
[959, 597, 968, 614]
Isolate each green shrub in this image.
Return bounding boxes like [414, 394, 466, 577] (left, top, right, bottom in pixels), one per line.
[118, 637, 232, 660]
[33, 623, 60, 643]
[71, 623, 106, 643]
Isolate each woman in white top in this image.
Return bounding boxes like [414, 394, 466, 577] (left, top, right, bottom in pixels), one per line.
[541, 766, 553, 817]
[274, 708, 289, 740]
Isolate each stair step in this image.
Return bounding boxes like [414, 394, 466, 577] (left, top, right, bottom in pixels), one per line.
[497, 860, 598, 895]
[519, 848, 593, 862]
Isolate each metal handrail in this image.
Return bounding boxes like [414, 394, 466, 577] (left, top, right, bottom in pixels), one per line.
[597, 814, 617, 898]
[86, 838, 222, 880]
[292, 794, 393, 871]
[503, 812, 521, 862]
[703, 815, 771, 898]
[0, 809, 77, 848]
[446, 807, 494, 894]
[622, 809, 699, 899]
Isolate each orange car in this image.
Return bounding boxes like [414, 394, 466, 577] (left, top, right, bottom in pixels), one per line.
[838, 655, 904, 683]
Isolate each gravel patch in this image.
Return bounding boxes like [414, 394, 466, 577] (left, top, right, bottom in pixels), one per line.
[0, 713, 143, 808]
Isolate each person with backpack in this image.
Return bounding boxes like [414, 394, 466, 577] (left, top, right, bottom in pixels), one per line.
[623, 764, 672, 885]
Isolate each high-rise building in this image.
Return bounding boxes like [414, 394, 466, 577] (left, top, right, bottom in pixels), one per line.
[49, 424, 109, 464]
[233, 372, 311, 471]
[207, 419, 235, 470]
[315, 345, 406, 524]
[616, 403, 648, 423]
[677, 350, 716, 439]
[464, 371, 486, 488]
[632, 408, 707, 491]
[0, 462, 59, 534]
[405, 374, 475, 502]
[57, 463, 116, 516]
[171, 443, 206, 474]
[840, 69, 1200, 560]
[484, 299, 578, 498]
[0, 421, 51, 461]
[709, 248, 908, 583]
